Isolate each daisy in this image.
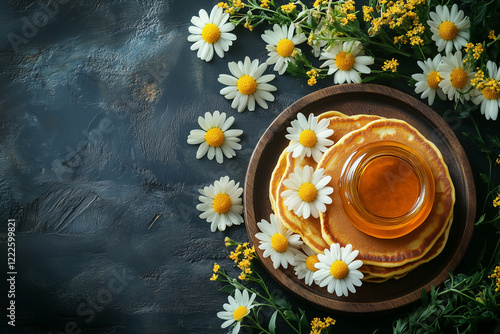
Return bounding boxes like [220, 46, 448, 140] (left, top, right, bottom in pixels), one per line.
[217, 289, 257, 334]
[285, 112, 334, 163]
[438, 51, 475, 102]
[427, 4, 470, 54]
[197, 176, 244, 232]
[255, 214, 303, 269]
[313, 243, 363, 297]
[319, 40, 374, 84]
[293, 244, 320, 286]
[187, 110, 243, 164]
[281, 166, 333, 219]
[411, 54, 447, 106]
[218, 56, 277, 113]
[261, 23, 307, 75]
[187, 5, 237, 62]
[471, 61, 500, 121]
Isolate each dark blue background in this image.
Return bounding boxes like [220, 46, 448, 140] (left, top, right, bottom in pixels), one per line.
[0, 0, 498, 333]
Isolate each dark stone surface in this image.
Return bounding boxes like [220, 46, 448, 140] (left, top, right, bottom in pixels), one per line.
[0, 0, 498, 333]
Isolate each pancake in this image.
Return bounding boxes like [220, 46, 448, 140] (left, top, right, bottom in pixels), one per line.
[271, 113, 383, 253]
[317, 119, 455, 267]
[360, 213, 453, 279]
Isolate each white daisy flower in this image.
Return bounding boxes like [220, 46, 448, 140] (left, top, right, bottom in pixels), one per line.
[218, 56, 277, 113]
[255, 214, 303, 269]
[187, 5, 237, 62]
[471, 61, 500, 121]
[411, 54, 447, 106]
[438, 51, 475, 102]
[427, 4, 470, 54]
[319, 40, 374, 84]
[313, 243, 364, 297]
[187, 110, 243, 164]
[197, 176, 243, 232]
[293, 244, 320, 286]
[285, 112, 334, 163]
[281, 166, 333, 219]
[261, 23, 307, 75]
[217, 289, 257, 334]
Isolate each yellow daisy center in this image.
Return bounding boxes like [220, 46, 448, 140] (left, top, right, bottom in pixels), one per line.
[276, 38, 295, 57]
[298, 182, 318, 202]
[305, 254, 319, 272]
[237, 75, 257, 95]
[201, 23, 221, 44]
[205, 127, 225, 147]
[271, 233, 289, 253]
[427, 71, 442, 89]
[212, 193, 232, 214]
[335, 51, 355, 71]
[232, 305, 248, 321]
[299, 129, 317, 147]
[450, 68, 468, 89]
[330, 260, 349, 279]
[482, 87, 500, 100]
[438, 21, 458, 41]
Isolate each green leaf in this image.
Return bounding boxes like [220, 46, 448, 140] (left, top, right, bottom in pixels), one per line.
[420, 288, 428, 306]
[269, 310, 278, 334]
[283, 309, 298, 322]
[219, 285, 236, 294]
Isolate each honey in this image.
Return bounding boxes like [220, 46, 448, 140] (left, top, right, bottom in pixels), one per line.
[357, 156, 420, 219]
[339, 141, 435, 239]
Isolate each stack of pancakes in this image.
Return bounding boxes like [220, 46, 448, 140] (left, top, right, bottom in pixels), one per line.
[269, 111, 455, 282]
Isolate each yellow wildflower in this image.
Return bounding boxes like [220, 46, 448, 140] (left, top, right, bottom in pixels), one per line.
[382, 58, 399, 72]
[489, 264, 500, 292]
[225, 7, 235, 14]
[489, 30, 496, 40]
[260, 0, 270, 9]
[473, 43, 484, 60]
[238, 273, 247, 280]
[281, 3, 296, 14]
[213, 263, 220, 273]
[233, 0, 245, 9]
[244, 20, 253, 31]
[310, 316, 336, 334]
[494, 194, 500, 208]
[217, 2, 228, 9]
[363, 6, 373, 21]
[465, 42, 474, 52]
[210, 273, 218, 281]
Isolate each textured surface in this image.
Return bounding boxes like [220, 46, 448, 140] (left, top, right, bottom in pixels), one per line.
[0, 0, 496, 333]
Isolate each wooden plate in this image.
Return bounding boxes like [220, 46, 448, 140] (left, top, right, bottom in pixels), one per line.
[244, 83, 476, 313]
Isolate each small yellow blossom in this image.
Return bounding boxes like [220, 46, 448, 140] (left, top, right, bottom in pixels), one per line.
[494, 194, 500, 208]
[260, 0, 270, 9]
[363, 6, 373, 21]
[217, 2, 229, 9]
[238, 273, 247, 280]
[213, 263, 220, 273]
[225, 7, 235, 14]
[489, 30, 497, 40]
[210, 273, 218, 281]
[244, 20, 253, 31]
[382, 58, 399, 72]
[233, 0, 245, 9]
[310, 316, 336, 334]
[281, 3, 296, 14]
[489, 264, 500, 292]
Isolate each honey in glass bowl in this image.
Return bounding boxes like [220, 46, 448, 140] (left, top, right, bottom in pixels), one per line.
[339, 141, 435, 239]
